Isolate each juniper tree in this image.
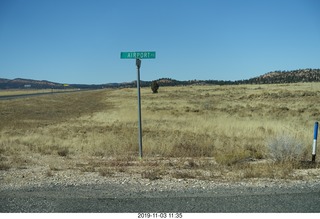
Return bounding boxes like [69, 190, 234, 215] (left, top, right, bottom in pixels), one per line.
[151, 80, 159, 93]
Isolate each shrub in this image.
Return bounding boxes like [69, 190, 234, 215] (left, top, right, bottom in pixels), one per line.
[0, 162, 10, 171]
[267, 135, 304, 162]
[99, 167, 114, 177]
[57, 147, 69, 157]
[141, 169, 163, 180]
[151, 80, 159, 93]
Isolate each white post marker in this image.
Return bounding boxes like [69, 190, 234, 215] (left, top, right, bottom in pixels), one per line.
[312, 121, 318, 162]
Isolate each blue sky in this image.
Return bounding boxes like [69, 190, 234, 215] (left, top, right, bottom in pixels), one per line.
[0, 0, 319, 84]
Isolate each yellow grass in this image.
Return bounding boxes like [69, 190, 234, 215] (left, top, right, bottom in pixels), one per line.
[1, 83, 320, 180]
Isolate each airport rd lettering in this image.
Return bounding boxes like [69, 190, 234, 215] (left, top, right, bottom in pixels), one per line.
[121, 51, 156, 59]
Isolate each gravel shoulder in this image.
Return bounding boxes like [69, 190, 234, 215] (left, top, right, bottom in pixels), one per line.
[1, 166, 320, 212]
[1, 177, 320, 212]
[2, 154, 320, 213]
[2, 163, 320, 191]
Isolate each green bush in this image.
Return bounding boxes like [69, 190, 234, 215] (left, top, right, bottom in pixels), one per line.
[151, 80, 159, 93]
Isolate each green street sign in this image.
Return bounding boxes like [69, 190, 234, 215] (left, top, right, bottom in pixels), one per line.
[121, 51, 156, 59]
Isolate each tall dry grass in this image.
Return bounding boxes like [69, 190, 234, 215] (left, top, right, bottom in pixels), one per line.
[1, 83, 320, 180]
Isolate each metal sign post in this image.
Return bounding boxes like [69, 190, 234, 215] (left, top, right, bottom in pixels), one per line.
[136, 58, 143, 158]
[121, 51, 156, 159]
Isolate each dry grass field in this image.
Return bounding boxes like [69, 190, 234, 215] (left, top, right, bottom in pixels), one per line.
[1, 83, 320, 183]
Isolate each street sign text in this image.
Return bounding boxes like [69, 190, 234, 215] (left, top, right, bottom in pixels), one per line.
[121, 51, 156, 59]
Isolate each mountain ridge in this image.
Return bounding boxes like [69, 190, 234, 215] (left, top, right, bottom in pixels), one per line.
[242, 68, 320, 84]
[1, 68, 320, 89]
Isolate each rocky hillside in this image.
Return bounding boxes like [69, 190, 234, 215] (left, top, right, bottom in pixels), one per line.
[241, 69, 320, 84]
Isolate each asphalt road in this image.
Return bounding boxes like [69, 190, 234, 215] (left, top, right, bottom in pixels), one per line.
[0, 89, 86, 100]
[1, 182, 320, 213]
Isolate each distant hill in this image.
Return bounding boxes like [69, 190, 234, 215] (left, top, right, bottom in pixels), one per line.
[1, 68, 320, 89]
[0, 78, 65, 89]
[155, 78, 233, 86]
[239, 68, 320, 84]
[154, 68, 320, 86]
[0, 78, 127, 89]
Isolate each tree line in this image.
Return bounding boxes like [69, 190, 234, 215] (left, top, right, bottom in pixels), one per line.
[1, 68, 320, 90]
